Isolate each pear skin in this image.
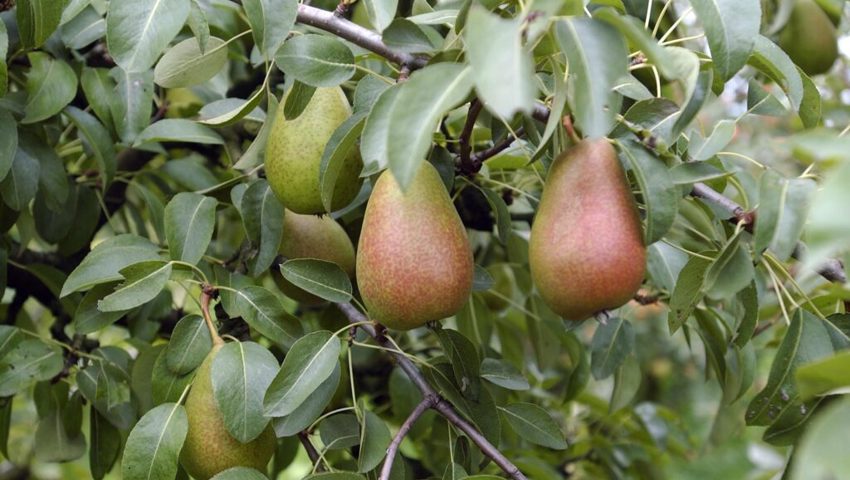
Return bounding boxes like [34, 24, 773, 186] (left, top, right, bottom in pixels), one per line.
[274, 209, 356, 304]
[180, 344, 276, 480]
[778, 0, 839, 76]
[529, 139, 646, 321]
[356, 162, 473, 330]
[265, 86, 363, 214]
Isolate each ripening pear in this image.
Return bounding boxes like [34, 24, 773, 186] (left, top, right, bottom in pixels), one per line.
[273, 209, 356, 304]
[265, 86, 363, 214]
[778, 0, 839, 76]
[357, 162, 473, 330]
[529, 139, 646, 321]
[180, 343, 276, 480]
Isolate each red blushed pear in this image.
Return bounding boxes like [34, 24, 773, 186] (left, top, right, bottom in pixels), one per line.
[356, 162, 474, 330]
[529, 139, 646, 321]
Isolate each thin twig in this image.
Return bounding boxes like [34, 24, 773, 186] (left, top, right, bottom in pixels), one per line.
[459, 100, 483, 174]
[298, 431, 325, 472]
[295, 4, 427, 69]
[379, 397, 435, 480]
[336, 303, 528, 480]
[200, 284, 223, 345]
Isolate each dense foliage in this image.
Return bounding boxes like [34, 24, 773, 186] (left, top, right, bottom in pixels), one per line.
[2, 0, 850, 479]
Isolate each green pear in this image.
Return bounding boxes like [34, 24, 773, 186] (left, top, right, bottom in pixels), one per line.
[180, 343, 276, 480]
[529, 139, 646, 321]
[778, 0, 839, 76]
[273, 209, 356, 304]
[265, 86, 363, 214]
[356, 162, 473, 330]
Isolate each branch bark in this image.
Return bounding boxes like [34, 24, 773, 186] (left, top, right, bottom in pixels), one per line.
[298, 431, 325, 472]
[379, 397, 435, 480]
[335, 303, 528, 480]
[295, 4, 427, 69]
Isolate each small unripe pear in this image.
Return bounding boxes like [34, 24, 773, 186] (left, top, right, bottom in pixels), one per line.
[180, 344, 276, 480]
[273, 209, 356, 304]
[265, 86, 363, 214]
[529, 139, 646, 321]
[356, 163, 473, 330]
[778, 0, 839, 76]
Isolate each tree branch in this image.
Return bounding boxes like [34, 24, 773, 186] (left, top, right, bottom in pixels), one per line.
[296, 4, 427, 69]
[298, 431, 325, 472]
[335, 303, 528, 480]
[379, 397, 435, 480]
[690, 182, 846, 283]
[458, 100, 483, 175]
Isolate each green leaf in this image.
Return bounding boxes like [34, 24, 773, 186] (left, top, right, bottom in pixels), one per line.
[477, 184, 512, 245]
[499, 403, 567, 450]
[107, 0, 190, 73]
[320, 413, 360, 449]
[273, 364, 340, 437]
[198, 94, 266, 127]
[798, 69, 822, 129]
[359, 84, 400, 175]
[16, 0, 67, 49]
[753, 171, 815, 261]
[151, 349, 194, 406]
[90, 409, 122, 480]
[187, 0, 209, 53]
[806, 162, 850, 269]
[669, 162, 729, 185]
[667, 255, 711, 333]
[303, 473, 366, 480]
[747, 310, 839, 426]
[795, 351, 850, 400]
[670, 57, 711, 137]
[234, 95, 279, 171]
[65, 106, 117, 188]
[121, 403, 188, 480]
[387, 63, 473, 189]
[590, 316, 635, 380]
[690, 120, 736, 161]
[0, 340, 63, 396]
[165, 315, 213, 376]
[358, 410, 391, 472]
[211, 467, 269, 480]
[436, 328, 481, 399]
[60, 6, 106, 49]
[0, 139, 40, 211]
[361, 0, 397, 31]
[554, 18, 627, 138]
[690, 0, 761, 80]
[610, 359, 641, 412]
[154, 36, 228, 88]
[464, 5, 536, 119]
[617, 140, 678, 244]
[98, 261, 173, 312]
[790, 397, 850, 480]
[0, 21, 8, 96]
[383, 18, 438, 53]
[233, 286, 302, 348]
[111, 68, 155, 144]
[212, 342, 278, 443]
[80, 68, 118, 134]
[23, 52, 79, 124]
[164, 192, 218, 265]
[748, 35, 803, 111]
[135, 119, 225, 146]
[593, 8, 677, 80]
[241, 180, 285, 277]
[275, 34, 355, 87]
[320, 112, 367, 212]
[264, 331, 341, 417]
[282, 80, 316, 120]
[62, 235, 161, 297]
[703, 231, 754, 300]
[243, 0, 297, 61]
[480, 358, 529, 391]
[280, 259, 353, 303]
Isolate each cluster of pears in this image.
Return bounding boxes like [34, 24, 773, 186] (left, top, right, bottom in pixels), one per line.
[529, 139, 646, 321]
[777, 0, 840, 76]
[180, 340, 276, 479]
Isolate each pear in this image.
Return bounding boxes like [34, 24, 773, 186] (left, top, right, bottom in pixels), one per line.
[778, 0, 839, 76]
[274, 209, 356, 304]
[180, 343, 276, 480]
[265, 86, 363, 214]
[357, 162, 473, 330]
[529, 139, 646, 321]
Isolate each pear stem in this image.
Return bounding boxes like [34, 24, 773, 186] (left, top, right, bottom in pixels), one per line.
[200, 284, 224, 346]
[336, 303, 529, 480]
